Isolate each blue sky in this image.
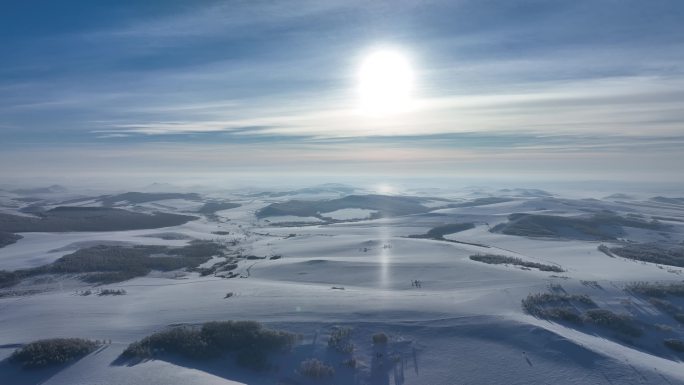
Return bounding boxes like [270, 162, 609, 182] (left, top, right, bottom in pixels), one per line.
[1, 0, 683, 186]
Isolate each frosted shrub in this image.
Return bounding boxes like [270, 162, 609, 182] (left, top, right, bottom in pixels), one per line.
[299, 358, 335, 378]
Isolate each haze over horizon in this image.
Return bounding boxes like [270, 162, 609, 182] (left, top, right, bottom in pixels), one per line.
[2, 0, 683, 185]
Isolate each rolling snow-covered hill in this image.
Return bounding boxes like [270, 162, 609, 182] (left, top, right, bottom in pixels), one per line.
[1, 186, 684, 384]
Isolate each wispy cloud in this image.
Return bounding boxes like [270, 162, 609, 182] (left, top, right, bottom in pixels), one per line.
[77, 74, 684, 140]
[1, 0, 683, 182]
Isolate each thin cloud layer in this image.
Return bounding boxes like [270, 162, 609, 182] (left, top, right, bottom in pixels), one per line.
[1, 0, 683, 182]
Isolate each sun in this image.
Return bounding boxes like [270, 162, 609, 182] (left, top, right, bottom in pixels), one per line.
[357, 49, 414, 116]
[375, 183, 396, 194]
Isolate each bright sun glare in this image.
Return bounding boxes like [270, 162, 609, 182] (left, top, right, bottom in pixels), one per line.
[358, 49, 414, 116]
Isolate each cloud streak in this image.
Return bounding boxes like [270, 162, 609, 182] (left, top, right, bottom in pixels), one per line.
[0, 0, 683, 183]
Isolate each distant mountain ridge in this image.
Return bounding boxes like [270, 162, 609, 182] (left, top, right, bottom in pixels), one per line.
[257, 194, 429, 219]
[10, 185, 68, 195]
[247, 183, 357, 198]
[651, 197, 684, 205]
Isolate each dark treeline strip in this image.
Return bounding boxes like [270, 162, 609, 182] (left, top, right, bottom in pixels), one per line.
[0, 241, 224, 286]
[609, 244, 684, 268]
[470, 254, 564, 272]
[0, 207, 197, 233]
[409, 223, 475, 240]
[0, 231, 23, 248]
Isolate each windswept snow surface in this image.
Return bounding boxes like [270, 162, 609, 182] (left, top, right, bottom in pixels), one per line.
[1, 190, 684, 384]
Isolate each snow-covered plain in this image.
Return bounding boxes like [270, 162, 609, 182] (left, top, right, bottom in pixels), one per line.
[1, 187, 684, 384]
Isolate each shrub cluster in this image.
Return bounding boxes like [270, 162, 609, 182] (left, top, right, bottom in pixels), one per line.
[98, 289, 126, 296]
[632, 286, 684, 324]
[195, 260, 238, 277]
[342, 358, 357, 368]
[522, 293, 641, 337]
[10, 338, 101, 368]
[522, 293, 595, 315]
[0, 270, 20, 288]
[540, 307, 584, 324]
[372, 332, 388, 345]
[298, 358, 335, 379]
[627, 282, 684, 298]
[328, 327, 354, 353]
[648, 297, 684, 324]
[664, 339, 684, 352]
[583, 309, 642, 337]
[470, 254, 564, 272]
[597, 244, 614, 257]
[122, 321, 298, 370]
[580, 280, 602, 289]
[648, 298, 680, 315]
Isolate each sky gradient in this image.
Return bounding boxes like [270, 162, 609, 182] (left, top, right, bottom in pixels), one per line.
[1, 0, 683, 186]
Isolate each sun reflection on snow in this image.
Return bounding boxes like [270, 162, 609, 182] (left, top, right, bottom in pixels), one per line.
[378, 224, 392, 289]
